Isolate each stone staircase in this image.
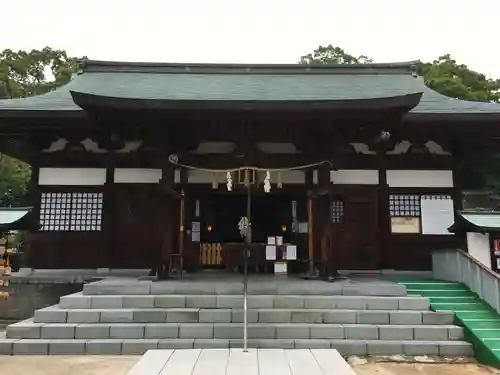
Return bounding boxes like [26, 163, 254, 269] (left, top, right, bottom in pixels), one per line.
[0, 277, 474, 356]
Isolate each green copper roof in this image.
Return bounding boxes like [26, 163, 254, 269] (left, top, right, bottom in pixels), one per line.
[448, 211, 500, 233]
[1, 60, 500, 114]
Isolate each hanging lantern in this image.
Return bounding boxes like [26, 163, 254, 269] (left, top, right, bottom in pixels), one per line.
[226, 172, 232, 191]
[264, 170, 271, 193]
[277, 171, 283, 189]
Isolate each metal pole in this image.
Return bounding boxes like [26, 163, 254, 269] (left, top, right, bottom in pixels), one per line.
[243, 169, 251, 352]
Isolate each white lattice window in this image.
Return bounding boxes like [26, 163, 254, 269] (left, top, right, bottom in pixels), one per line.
[39, 192, 103, 232]
[331, 200, 344, 223]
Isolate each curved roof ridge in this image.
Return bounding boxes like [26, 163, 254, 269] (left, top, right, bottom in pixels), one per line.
[80, 58, 421, 75]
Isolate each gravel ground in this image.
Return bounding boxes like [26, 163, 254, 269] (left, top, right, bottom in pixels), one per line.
[0, 356, 497, 375]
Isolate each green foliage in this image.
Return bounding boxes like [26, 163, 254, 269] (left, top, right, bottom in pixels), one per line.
[0, 47, 77, 99]
[0, 47, 77, 207]
[300, 45, 500, 104]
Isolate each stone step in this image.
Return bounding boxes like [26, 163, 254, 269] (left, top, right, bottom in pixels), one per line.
[82, 279, 407, 296]
[7, 320, 464, 341]
[0, 338, 473, 356]
[60, 293, 430, 310]
[34, 307, 454, 325]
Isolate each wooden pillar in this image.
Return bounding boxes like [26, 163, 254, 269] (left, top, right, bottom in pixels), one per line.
[377, 145, 389, 270]
[305, 169, 314, 275]
[102, 136, 117, 269]
[158, 161, 174, 279]
[25, 135, 41, 269]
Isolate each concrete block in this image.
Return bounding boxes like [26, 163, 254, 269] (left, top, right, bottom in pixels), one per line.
[342, 284, 406, 296]
[258, 310, 291, 323]
[13, 339, 50, 355]
[330, 340, 367, 356]
[186, 295, 217, 308]
[274, 296, 305, 308]
[0, 339, 18, 355]
[86, 339, 123, 355]
[122, 296, 155, 308]
[7, 320, 43, 339]
[248, 325, 276, 339]
[214, 324, 242, 339]
[256, 339, 294, 349]
[305, 297, 334, 309]
[367, 341, 404, 355]
[144, 324, 179, 339]
[174, 283, 216, 295]
[121, 339, 158, 355]
[310, 325, 344, 339]
[398, 297, 430, 310]
[422, 311, 455, 325]
[67, 309, 100, 323]
[199, 309, 231, 323]
[357, 311, 389, 324]
[332, 297, 366, 310]
[90, 296, 123, 309]
[403, 341, 439, 356]
[217, 295, 243, 308]
[448, 326, 464, 340]
[87, 281, 150, 295]
[41, 324, 77, 339]
[158, 339, 194, 349]
[294, 339, 330, 349]
[149, 283, 176, 295]
[247, 296, 273, 308]
[389, 311, 422, 325]
[75, 324, 110, 339]
[290, 311, 324, 323]
[154, 295, 186, 308]
[133, 309, 167, 323]
[194, 339, 229, 348]
[59, 294, 91, 309]
[179, 323, 214, 339]
[166, 309, 200, 323]
[414, 326, 448, 341]
[323, 310, 356, 324]
[231, 309, 258, 323]
[379, 326, 414, 340]
[276, 324, 309, 339]
[439, 341, 474, 357]
[34, 307, 67, 323]
[344, 325, 378, 340]
[109, 324, 145, 339]
[100, 309, 134, 323]
[49, 340, 87, 355]
[366, 297, 399, 310]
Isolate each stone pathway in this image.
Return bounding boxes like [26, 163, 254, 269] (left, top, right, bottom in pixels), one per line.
[0, 356, 497, 375]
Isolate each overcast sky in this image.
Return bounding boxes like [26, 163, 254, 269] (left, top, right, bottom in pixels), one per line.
[4, 0, 499, 78]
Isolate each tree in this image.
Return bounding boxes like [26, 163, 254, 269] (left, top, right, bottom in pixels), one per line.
[0, 47, 78, 206]
[300, 45, 500, 103]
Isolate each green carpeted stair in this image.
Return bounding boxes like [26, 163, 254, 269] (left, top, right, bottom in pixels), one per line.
[396, 279, 500, 367]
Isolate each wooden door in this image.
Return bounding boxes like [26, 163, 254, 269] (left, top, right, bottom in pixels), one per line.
[113, 185, 163, 268]
[330, 187, 380, 270]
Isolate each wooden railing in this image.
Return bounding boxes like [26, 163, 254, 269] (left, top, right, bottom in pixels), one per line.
[432, 248, 500, 313]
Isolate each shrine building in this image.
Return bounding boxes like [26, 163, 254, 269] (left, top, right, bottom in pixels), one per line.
[0, 59, 499, 273]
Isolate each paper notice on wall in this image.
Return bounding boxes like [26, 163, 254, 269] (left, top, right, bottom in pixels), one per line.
[191, 231, 200, 242]
[274, 261, 287, 274]
[298, 222, 308, 233]
[276, 236, 283, 246]
[267, 236, 276, 245]
[285, 245, 297, 260]
[266, 245, 276, 260]
[420, 196, 454, 235]
[192, 222, 201, 232]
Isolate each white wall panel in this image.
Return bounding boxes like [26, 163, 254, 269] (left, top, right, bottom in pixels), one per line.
[114, 168, 162, 183]
[467, 232, 492, 269]
[387, 170, 453, 188]
[38, 168, 106, 186]
[330, 169, 378, 185]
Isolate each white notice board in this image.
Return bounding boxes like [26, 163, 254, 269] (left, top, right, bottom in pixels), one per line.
[420, 196, 454, 235]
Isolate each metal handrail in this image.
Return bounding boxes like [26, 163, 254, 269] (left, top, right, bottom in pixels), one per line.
[243, 171, 251, 352]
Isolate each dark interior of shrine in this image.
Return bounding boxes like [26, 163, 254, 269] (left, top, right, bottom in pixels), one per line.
[199, 193, 298, 243]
